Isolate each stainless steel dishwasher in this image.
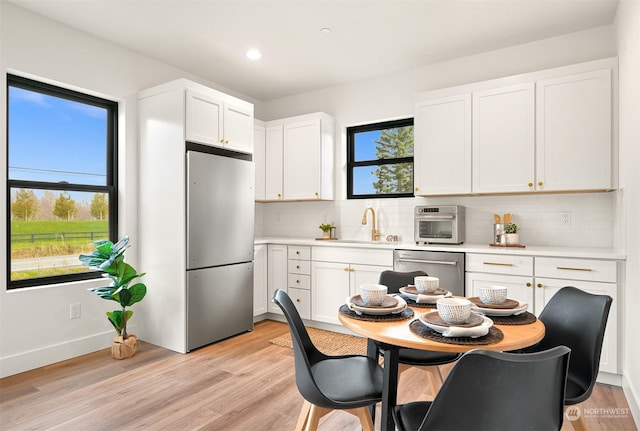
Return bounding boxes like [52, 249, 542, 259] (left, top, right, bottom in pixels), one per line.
[393, 249, 465, 296]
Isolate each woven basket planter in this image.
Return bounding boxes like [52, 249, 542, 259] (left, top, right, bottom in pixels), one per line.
[112, 335, 137, 360]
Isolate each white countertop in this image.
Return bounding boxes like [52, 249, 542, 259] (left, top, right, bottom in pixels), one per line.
[255, 237, 626, 260]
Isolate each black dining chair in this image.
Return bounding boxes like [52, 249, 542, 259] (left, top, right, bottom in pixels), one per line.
[516, 286, 613, 431]
[272, 289, 384, 431]
[377, 270, 462, 388]
[393, 346, 571, 431]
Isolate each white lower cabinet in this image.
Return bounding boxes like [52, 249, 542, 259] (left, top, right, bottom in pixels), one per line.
[311, 247, 393, 325]
[267, 244, 288, 315]
[534, 257, 618, 374]
[288, 246, 311, 319]
[253, 244, 268, 317]
[466, 253, 619, 375]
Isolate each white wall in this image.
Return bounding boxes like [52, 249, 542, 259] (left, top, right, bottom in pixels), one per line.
[616, 0, 640, 424]
[258, 26, 619, 249]
[0, 3, 259, 377]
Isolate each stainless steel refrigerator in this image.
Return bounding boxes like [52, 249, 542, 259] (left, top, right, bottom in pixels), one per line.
[186, 147, 254, 351]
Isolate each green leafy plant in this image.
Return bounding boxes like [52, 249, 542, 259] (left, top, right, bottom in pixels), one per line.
[79, 236, 147, 340]
[318, 223, 333, 233]
[504, 223, 519, 234]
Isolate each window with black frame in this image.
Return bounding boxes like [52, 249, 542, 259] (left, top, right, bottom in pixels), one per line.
[7, 74, 118, 289]
[347, 118, 414, 199]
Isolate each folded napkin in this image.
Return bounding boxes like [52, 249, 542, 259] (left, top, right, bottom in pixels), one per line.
[442, 324, 490, 338]
[414, 293, 447, 304]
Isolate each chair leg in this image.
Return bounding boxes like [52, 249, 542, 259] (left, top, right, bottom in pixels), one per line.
[565, 405, 589, 431]
[295, 400, 312, 431]
[347, 407, 376, 431]
[304, 404, 332, 431]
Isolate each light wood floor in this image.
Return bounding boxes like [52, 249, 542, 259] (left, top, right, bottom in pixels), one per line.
[0, 320, 636, 430]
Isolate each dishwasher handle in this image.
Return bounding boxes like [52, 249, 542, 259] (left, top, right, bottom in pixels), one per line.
[396, 258, 458, 266]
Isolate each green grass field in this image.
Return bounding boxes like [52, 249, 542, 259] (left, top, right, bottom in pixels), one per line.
[11, 220, 109, 259]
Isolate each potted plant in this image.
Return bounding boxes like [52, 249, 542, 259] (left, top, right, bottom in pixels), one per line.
[504, 223, 520, 245]
[79, 236, 147, 359]
[318, 223, 333, 239]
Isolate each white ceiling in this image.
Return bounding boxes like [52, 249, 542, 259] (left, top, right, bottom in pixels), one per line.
[8, 0, 619, 101]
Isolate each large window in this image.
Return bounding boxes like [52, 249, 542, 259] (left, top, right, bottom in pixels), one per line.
[7, 74, 118, 289]
[347, 118, 414, 199]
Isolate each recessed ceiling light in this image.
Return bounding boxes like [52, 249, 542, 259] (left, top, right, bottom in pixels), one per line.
[320, 27, 332, 34]
[246, 49, 262, 60]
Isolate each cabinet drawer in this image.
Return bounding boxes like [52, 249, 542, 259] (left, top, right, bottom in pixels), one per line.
[535, 257, 616, 283]
[312, 247, 393, 267]
[288, 287, 311, 319]
[288, 246, 311, 260]
[288, 274, 311, 290]
[288, 259, 311, 275]
[466, 253, 533, 276]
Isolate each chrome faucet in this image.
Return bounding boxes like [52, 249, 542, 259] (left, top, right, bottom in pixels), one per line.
[362, 207, 381, 241]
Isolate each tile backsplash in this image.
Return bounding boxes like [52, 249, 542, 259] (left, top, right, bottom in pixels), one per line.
[256, 191, 618, 249]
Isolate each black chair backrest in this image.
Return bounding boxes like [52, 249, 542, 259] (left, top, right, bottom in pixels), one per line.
[535, 286, 612, 403]
[378, 270, 427, 294]
[418, 347, 571, 431]
[272, 289, 332, 407]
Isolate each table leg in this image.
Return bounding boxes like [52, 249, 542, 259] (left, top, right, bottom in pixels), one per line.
[368, 339, 399, 431]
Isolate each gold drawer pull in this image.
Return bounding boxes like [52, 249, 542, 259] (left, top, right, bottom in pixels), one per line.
[296, 265, 300, 269]
[537, 283, 543, 288]
[526, 282, 532, 287]
[483, 262, 514, 267]
[296, 299, 300, 303]
[344, 267, 349, 272]
[296, 279, 300, 284]
[557, 266, 592, 272]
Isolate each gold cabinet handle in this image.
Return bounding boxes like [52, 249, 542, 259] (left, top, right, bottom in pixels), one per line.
[351, 268, 356, 272]
[224, 139, 229, 144]
[296, 265, 300, 269]
[538, 181, 543, 187]
[415, 187, 420, 192]
[296, 251, 300, 255]
[296, 279, 300, 284]
[537, 283, 543, 288]
[277, 193, 282, 198]
[526, 282, 532, 287]
[219, 138, 225, 144]
[483, 262, 514, 267]
[296, 298, 300, 303]
[528, 182, 533, 187]
[344, 267, 349, 272]
[557, 266, 593, 272]
[315, 192, 319, 197]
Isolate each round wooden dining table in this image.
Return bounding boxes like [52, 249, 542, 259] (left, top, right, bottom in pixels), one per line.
[339, 305, 545, 431]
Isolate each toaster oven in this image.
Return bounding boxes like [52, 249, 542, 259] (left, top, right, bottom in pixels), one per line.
[414, 205, 465, 244]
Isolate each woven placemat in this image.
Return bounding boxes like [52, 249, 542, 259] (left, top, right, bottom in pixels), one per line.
[399, 294, 436, 309]
[489, 311, 537, 325]
[339, 304, 414, 322]
[409, 319, 504, 345]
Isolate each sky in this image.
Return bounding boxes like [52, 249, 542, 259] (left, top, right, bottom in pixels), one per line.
[8, 86, 107, 187]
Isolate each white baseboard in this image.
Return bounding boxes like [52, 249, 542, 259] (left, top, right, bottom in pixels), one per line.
[623, 374, 640, 427]
[0, 332, 113, 378]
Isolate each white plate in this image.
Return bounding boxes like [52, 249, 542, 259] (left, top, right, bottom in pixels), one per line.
[399, 286, 452, 304]
[471, 302, 529, 316]
[346, 294, 407, 315]
[419, 311, 493, 338]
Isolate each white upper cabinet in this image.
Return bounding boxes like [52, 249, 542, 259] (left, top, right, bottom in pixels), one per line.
[256, 112, 334, 202]
[413, 58, 616, 196]
[472, 83, 535, 194]
[253, 121, 266, 201]
[265, 124, 284, 200]
[186, 89, 253, 153]
[284, 118, 323, 200]
[414, 94, 472, 195]
[536, 69, 612, 191]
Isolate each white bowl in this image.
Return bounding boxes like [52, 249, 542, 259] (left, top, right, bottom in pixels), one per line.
[360, 284, 388, 306]
[436, 297, 472, 325]
[414, 276, 439, 294]
[478, 285, 508, 305]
